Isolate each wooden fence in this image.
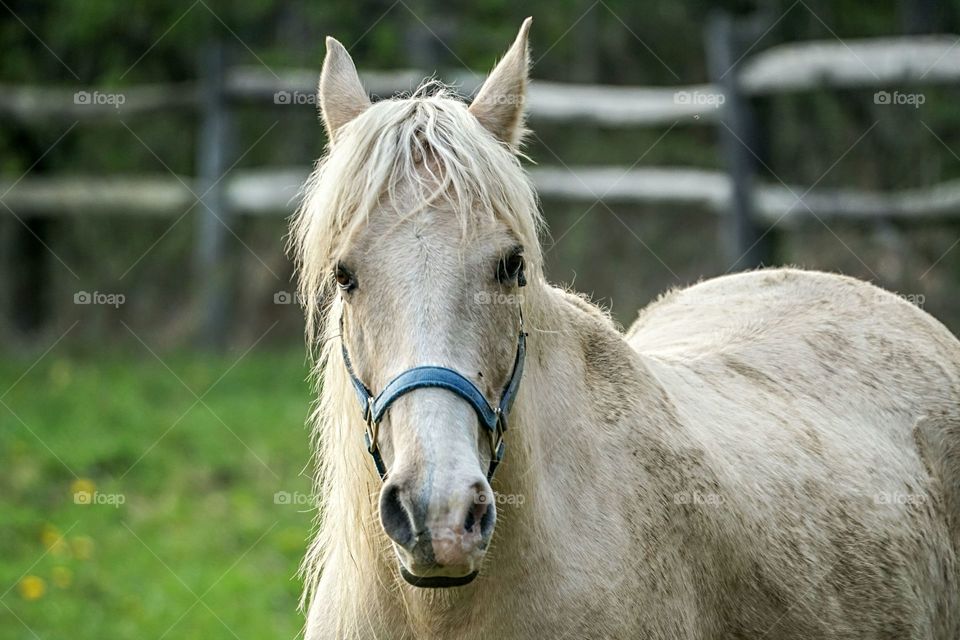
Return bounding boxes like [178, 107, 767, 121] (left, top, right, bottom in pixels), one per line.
[3, 18, 960, 344]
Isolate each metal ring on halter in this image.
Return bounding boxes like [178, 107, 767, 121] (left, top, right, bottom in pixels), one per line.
[365, 395, 378, 448]
[490, 408, 502, 454]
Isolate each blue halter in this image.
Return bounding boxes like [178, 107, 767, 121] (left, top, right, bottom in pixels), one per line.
[340, 310, 526, 482]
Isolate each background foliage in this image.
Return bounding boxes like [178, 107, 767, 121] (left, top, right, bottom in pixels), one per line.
[3, 0, 960, 637]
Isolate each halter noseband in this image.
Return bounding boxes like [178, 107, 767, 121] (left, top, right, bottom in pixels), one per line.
[340, 309, 526, 482]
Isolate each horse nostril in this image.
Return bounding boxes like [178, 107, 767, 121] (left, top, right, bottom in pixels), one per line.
[380, 483, 415, 549]
[479, 498, 496, 538]
[465, 500, 492, 535]
[467, 482, 496, 537]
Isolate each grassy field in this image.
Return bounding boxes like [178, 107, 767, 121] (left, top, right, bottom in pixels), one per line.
[0, 347, 316, 639]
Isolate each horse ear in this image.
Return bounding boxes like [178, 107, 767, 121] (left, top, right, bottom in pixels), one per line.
[469, 17, 532, 150]
[319, 37, 371, 140]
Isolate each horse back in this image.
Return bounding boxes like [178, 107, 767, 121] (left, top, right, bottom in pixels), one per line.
[624, 267, 960, 638]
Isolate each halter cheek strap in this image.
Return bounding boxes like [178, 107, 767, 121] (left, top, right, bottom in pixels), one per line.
[340, 311, 526, 482]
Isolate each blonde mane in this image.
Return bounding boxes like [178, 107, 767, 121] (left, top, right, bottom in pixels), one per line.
[288, 82, 544, 618]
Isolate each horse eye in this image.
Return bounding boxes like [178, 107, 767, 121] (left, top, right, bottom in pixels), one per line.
[334, 264, 357, 291]
[496, 249, 525, 285]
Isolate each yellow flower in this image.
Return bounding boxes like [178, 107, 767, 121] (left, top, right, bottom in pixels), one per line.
[41, 524, 68, 555]
[72, 536, 95, 560]
[51, 566, 72, 589]
[18, 576, 45, 600]
[71, 478, 96, 506]
[40, 524, 60, 545]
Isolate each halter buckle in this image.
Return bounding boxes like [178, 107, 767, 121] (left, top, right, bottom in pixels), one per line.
[364, 396, 380, 453]
[489, 408, 505, 461]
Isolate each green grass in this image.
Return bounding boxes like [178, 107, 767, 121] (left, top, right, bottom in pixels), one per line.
[0, 348, 316, 639]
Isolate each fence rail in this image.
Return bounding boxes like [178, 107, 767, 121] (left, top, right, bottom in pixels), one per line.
[0, 70, 719, 127]
[739, 35, 960, 94]
[3, 26, 960, 343]
[7, 168, 960, 224]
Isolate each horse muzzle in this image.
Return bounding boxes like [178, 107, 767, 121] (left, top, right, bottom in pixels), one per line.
[380, 476, 496, 588]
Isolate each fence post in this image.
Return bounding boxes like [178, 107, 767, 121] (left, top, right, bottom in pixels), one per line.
[0, 215, 12, 338]
[706, 12, 769, 271]
[194, 40, 233, 349]
[7, 218, 50, 337]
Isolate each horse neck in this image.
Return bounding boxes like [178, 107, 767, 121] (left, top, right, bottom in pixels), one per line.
[505, 280, 657, 462]
[474, 281, 672, 576]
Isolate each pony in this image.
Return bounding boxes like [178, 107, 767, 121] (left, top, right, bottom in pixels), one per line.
[290, 18, 960, 639]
